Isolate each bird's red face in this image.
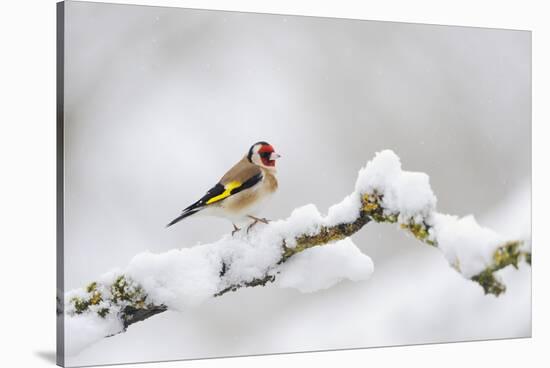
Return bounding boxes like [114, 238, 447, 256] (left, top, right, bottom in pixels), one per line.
[248, 141, 281, 169]
[258, 144, 277, 167]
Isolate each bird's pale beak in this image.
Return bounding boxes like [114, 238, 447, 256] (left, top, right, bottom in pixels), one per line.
[270, 152, 281, 160]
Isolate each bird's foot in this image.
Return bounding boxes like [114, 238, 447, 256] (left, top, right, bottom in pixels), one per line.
[246, 216, 270, 234]
[246, 215, 270, 224]
[246, 220, 259, 234]
[231, 224, 241, 236]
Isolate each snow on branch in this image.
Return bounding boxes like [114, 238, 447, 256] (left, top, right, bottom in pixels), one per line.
[62, 150, 530, 354]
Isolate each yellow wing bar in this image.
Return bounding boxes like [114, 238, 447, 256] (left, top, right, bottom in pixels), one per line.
[205, 181, 241, 204]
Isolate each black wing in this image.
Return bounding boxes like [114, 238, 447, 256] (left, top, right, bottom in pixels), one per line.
[166, 173, 263, 227]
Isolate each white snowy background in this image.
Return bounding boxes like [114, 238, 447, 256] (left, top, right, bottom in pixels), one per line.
[62, 1, 531, 366]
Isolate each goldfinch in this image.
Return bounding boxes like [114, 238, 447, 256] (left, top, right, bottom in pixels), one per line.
[167, 141, 280, 233]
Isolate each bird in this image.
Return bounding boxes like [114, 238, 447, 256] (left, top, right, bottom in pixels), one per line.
[166, 141, 280, 234]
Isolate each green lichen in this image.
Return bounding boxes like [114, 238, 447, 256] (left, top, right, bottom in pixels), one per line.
[493, 241, 521, 269]
[69, 290, 103, 315]
[471, 269, 506, 296]
[68, 275, 148, 318]
[110, 275, 143, 303]
[97, 308, 110, 318]
[363, 192, 435, 246]
[362, 191, 532, 297]
[70, 296, 89, 314]
[362, 193, 398, 224]
[363, 201, 379, 212]
[76, 274, 156, 326]
[86, 282, 97, 293]
[362, 193, 380, 214]
[470, 240, 530, 296]
[281, 211, 372, 261]
[400, 221, 436, 246]
[386, 214, 398, 223]
[89, 290, 102, 305]
[450, 259, 461, 273]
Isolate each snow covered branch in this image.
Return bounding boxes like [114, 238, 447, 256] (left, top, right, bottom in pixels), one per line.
[63, 150, 530, 354]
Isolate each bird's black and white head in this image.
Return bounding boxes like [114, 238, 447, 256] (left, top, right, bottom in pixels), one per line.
[247, 141, 281, 170]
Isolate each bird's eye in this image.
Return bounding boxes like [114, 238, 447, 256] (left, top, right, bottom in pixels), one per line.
[259, 152, 271, 159]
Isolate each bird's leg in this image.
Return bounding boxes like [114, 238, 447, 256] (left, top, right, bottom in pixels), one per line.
[246, 219, 259, 234]
[232, 223, 241, 236]
[246, 215, 270, 234]
[246, 215, 270, 224]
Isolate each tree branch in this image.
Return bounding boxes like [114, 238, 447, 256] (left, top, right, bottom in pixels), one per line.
[63, 150, 531, 352]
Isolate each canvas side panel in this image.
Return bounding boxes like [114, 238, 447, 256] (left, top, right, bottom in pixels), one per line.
[56, 2, 65, 367]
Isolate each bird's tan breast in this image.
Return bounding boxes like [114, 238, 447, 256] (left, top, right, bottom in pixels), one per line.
[262, 170, 278, 193]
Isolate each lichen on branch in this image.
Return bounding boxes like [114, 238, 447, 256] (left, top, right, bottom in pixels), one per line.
[358, 192, 530, 296]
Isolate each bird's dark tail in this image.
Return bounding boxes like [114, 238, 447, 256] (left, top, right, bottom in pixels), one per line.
[166, 205, 203, 228]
